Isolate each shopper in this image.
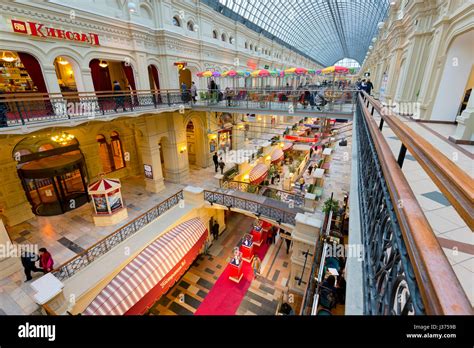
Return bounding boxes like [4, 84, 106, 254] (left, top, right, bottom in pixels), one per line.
[190, 81, 197, 103]
[212, 152, 219, 172]
[252, 255, 261, 278]
[180, 82, 188, 102]
[308, 164, 314, 175]
[218, 157, 225, 174]
[213, 220, 220, 240]
[285, 237, 291, 254]
[299, 177, 305, 191]
[365, 79, 374, 95]
[266, 227, 273, 245]
[38, 247, 54, 273]
[113, 81, 126, 112]
[20, 250, 44, 282]
[309, 146, 314, 158]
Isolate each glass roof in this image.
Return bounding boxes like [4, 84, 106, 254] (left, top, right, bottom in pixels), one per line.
[207, 0, 390, 66]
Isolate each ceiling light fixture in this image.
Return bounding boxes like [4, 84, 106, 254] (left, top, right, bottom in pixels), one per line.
[98, 60, 108, 68]
[1, 51, 16, 62]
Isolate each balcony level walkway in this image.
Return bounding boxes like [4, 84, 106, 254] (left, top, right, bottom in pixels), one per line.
[374, 113, 474, 305]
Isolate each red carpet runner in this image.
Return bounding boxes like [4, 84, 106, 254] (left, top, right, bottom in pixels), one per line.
[194, 241, 270, 315]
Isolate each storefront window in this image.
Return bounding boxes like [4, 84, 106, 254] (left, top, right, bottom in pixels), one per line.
[97, 132, 126, 174]
[0, 51, 47, 93]
[54, 57, 77, 93]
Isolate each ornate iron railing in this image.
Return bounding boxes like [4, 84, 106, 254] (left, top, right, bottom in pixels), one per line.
[194, 88, 357, 113]
[203, 190, 296, 225]
[356, 93, 472, 315]
[0, 89, 190, 127]
[51, 190, 184, 281]
[220, 179, 305, 207]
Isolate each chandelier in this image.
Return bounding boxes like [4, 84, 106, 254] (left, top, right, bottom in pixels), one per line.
[51, 132, 75, 145]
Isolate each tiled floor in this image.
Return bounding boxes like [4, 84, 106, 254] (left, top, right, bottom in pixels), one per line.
[373, 113, 474, 305]
[148, 213, 295, 315]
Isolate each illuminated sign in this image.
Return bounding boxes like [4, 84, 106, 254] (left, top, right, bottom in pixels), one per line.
[174, 62, 187, 70]
[11, 19, 100, 46]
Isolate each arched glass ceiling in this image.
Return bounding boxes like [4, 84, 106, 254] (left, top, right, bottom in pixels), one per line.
[335, 58, 361, 69]
[213, 0, 390, 67]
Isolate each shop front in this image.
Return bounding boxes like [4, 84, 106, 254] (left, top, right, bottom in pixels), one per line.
[14, 133, 89, 216]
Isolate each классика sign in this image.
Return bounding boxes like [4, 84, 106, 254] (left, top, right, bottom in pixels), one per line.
[11, 19, 100, 46]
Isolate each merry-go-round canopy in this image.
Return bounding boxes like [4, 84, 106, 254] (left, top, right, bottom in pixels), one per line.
[249, 163, 269, 185]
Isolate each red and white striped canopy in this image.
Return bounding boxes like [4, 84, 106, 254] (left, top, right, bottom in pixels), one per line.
[271, 148, 284, 164]
[83, 218, 207, 315]
[88, 178, 121, 193]
[249, 163, 268, 185]
[282, 143, 293, 152]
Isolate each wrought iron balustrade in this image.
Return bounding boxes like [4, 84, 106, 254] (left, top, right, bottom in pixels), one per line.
[220, 179, 305, 207]
[204, 190, 296, 225]
[0, 89, 189, 127]
[355, 93, 472, 315]
[51, 190, 184, 281]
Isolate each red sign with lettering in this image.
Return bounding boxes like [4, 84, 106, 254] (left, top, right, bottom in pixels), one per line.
[11, 19, 100, 46]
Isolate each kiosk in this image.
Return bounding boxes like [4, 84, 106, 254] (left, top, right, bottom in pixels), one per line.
[88, 178, 128, 226]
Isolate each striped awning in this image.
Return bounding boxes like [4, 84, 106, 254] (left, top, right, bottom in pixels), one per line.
[282, 143, 293, 152]
[83, 218, 207, 315]
[88, 178, 121, 193]
[271, 148, 284, 164]
[249, 164, 268, 185]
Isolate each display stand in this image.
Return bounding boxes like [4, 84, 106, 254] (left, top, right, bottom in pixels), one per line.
[240, 234, 254, 263]
[229, 257, 243, 283]
[250, 226, 264, 247]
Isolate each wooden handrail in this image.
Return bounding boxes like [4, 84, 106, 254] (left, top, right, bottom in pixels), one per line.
[358, 93, 472, 315]
[362, 92, 473, 230]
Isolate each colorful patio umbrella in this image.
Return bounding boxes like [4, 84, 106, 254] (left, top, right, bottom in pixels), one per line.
[197, 70, 214, 77]
[221, 70, 237, 77]
[250, 69, 271, 77]
[212, 71, 221, 77]
[321, 65, 349, 74]
[284, 67, 308, 75]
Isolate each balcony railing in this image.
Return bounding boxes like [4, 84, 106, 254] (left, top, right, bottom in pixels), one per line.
[220, 179, 305, 208]
[204, 190, 297, 225]
[0, 89, 189, 127]
[0, 88, 355, 128]
[193, 88, 357, 113]
[51, 190, 184, 281]
[356, 92, 472, 315]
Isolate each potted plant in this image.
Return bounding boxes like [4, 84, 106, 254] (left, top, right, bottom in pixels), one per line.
[322, 197, 339, 214]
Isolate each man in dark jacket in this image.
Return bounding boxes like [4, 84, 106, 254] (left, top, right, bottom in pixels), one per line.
[365, 79, 374, 95]
[113, 81, 126, 112]
[21, 251, 44, 282]
[213, 220, 220, 240]
[212, 152, 219, 172]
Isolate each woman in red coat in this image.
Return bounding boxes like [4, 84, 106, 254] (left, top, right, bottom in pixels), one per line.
[39, 248, 54, 273]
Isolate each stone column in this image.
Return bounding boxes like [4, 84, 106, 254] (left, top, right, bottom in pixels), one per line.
[288, 213, 322, 295]
[161, 112, 189, 183]
[0, 218, 21, 279]
[140, 137, 165, 193]
[42, 65, 62, 94]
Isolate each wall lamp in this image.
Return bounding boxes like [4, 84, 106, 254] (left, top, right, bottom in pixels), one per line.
[180, 145, 187, 153]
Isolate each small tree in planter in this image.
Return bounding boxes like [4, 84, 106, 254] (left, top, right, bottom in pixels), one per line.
[322, 197, 339, 230]
[322, 197, 339, 214]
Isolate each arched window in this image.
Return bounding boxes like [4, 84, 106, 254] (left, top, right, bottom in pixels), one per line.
[213, 30, 218, 39]
[172, 16, 181, 27]
[96, 132, 125, 174]
[250, 44, 253, 50]
[221, 33, 227, 42]
[255, 46, 258, 52]
[245, 42, 248, 49]
[187, 21, 194, 31]
[229, 36, 234, 44]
